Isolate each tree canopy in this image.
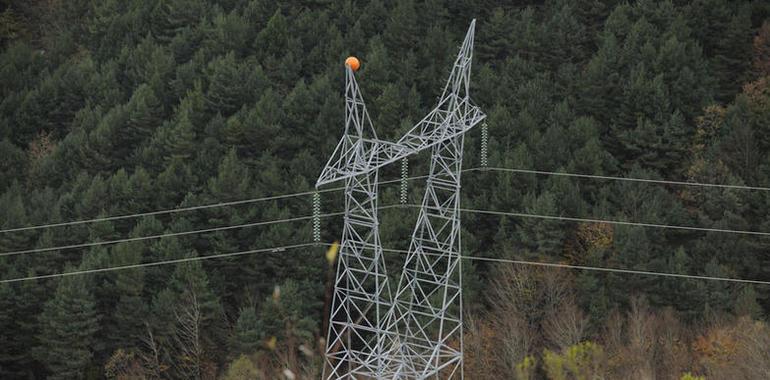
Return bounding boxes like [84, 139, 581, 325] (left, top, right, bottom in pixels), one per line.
[1, 0, 769, 378]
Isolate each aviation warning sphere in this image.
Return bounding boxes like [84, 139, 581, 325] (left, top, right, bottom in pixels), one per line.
[345, 56, 360, 71]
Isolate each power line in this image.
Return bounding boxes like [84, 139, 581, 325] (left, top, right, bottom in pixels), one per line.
[4, 166, 768, 258]
[0, 188, 344, 234]
[466, 256, 770, 285]
[456, 206, 770, 237]
[0, 174, 431, 235]
[0, 213, 339, 257]
[329, 240, 770, 285]
[6, 238, 768, 287]
[476, 167, 770, 192]
[11, 202, 770, 258]
[0, 243, 319, 284]
[4, 165, 764, 235]
[0, 204, 409, 258]
[371, 245, 770, 286]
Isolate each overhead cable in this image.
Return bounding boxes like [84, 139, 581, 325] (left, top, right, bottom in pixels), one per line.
[456, 206, 770, 237]
[477, 167, 770, 192]
[0, 174, 430, 234]
[6, 165, 765, 235]
[0, 243, 318, 284]
[6, 241, 769, 286]
[370, 245, 770, 286]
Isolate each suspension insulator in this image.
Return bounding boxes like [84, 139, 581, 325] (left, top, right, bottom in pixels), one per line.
[481, 122, 488, 167]
[312, 192, 321, 242]
[400, 158, 409, 204]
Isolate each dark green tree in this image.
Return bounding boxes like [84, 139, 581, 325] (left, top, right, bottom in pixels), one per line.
[384, 0, 419, 52]
[208, 148, 251, 203]
[155, 158, 197, 206]
[712, 6, 753, 102]
[517, 191, 565, 257]
[204, 52, 250, 116]
[479, 8, 513, 62]
[232, 306, 262, 355]
[35, 271, 99, 379]
[0, 282, 19, 377]
[112, 242, 150, 348]
[123, 84, 164, 150]
[253, 9, 288, 60]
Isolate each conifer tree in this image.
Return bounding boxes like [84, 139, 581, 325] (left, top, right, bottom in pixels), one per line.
[35, 272, 99, 380]
[208, 10, 250, 57]
[360, 36, 391, 97]
[124, 84, 164, 147]
[0, 282, 19, 377]
[518, 191, 565, 257]
[205, 52, 248, 116]
[712, 6, 753, 102]
[232, 306, 262, 355]
[112, 242, 150, 347]
[208, 148, 251, 202]
[752, 21, 770, 78]
[479, 8, 513, 62]
[0, 185, 34, 252]
[163, 109, 197, 162]
[542, 1, 589, 67]
[283, 79, 316, 149]
[0, 140, 25, 190]
[384, 0, 419, 53]
[374, 83, 407, 137]
[609, 226, 653, 301]
[155, 158, 196, 207]
[257, 280, 317, 346]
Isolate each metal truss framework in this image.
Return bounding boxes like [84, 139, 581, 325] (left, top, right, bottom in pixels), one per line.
[319, 20, 484, 380]
[323, 66, 394, 379]
[384, 20, 479, 380]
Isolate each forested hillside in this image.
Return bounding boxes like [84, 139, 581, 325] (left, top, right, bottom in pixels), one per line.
[1, 0, 770, 379]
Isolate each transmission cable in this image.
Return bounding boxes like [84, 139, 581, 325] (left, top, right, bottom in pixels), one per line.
[6, 240, 770, 286]
[0, 213, 339, 257]
[454, 206, 770, 237]
[474, 167, 770, 192]
[0, 188, 344, 234]
[370, 245, 770, 286]
[0, 204, 410, 257]
[0, 243, 318, 284]
[0, 174, 431, 234]
[10, 202, 770, 258]
[6, 165, 766, 235]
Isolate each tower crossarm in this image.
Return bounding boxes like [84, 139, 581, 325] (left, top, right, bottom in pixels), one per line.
[315, 103, 484, 187]
[316, 20, 484, 188]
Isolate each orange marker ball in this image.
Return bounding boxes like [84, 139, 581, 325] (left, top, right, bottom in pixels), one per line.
[345, 56, 360, 71]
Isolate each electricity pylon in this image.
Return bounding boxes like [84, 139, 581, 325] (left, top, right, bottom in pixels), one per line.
[320, 64, 395, 379]
[385, 20, 482, 379]
[317, 20, 483, 380]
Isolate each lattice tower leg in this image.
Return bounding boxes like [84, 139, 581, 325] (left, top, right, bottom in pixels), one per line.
[386, 133, 466, 380]
[324, 169, 394, 380]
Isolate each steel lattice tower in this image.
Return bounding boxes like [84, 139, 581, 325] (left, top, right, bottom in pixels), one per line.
[321, 67, 395, 379]
[385, 21, 481, 380]
[317, 20, 484, 380]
